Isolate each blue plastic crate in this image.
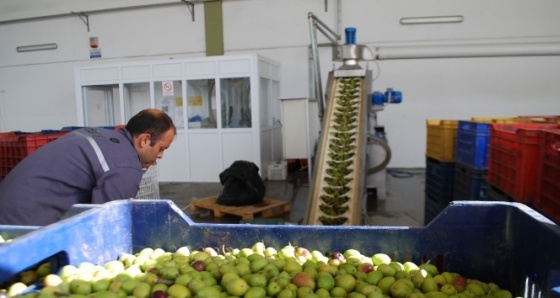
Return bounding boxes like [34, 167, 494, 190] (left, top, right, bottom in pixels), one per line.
[40, 129, 64, 135]
[456, 121, 491, 169]
[61, 126, 84, 131]
[425, 157, 455, 203]
[61, 126, 115, 131]
[0, 205, 91, 243]
[424, 193, 449, 225]
[0, 205, 91, 242]
[453, 163, 488, 200]
[487, 183, 515, 202]
[0, 225, 39, 242]
[96, 126, 116, 130]
[0, 200, 559, 297]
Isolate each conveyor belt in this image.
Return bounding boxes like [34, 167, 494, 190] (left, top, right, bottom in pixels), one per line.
[305, 76, 368, 225]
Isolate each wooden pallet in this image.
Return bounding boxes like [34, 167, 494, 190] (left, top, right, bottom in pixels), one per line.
[189, 196, 290, 220]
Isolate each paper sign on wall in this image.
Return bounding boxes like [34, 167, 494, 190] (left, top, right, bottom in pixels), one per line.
[162, 81, 174, 96]
[175, 97, 183, 107]
[188, 96, 203, 106]
[90, 48, 102, 59]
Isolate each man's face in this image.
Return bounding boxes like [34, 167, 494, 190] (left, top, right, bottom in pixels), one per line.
[137, 128, 175, 170]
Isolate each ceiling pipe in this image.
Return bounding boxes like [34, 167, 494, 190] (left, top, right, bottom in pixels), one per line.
[368, 42, 560, 60]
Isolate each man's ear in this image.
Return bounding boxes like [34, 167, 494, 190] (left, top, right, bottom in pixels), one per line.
[137, 133, 151, 148]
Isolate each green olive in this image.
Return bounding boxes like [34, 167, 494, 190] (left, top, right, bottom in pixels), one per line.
[320, 195, 350, 206]
[318, 216, 349, 225]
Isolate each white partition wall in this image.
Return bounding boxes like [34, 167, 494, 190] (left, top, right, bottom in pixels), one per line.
[75, 54, 282, 182]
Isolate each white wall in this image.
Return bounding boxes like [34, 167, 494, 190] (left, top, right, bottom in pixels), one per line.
[1, 0, 559, 167]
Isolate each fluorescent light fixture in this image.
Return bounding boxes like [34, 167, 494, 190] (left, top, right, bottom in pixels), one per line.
[16, 43, 58, 52]
[400, 16, 463, 25]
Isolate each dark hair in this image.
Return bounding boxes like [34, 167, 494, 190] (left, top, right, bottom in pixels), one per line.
[126, 109, 176, 145]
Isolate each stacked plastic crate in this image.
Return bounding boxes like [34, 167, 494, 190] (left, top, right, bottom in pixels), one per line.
[487, 121, 559, 206]
[453, 118, 511, 203]
[0, 126, 159, 200]
[0, 130, 68, 179]
[0, 127, 119, 179]
[0, 132, 15, 179]
[535, 128, 560, 224]
[424, 119, 458, 225]
[135, 165, 160, 200]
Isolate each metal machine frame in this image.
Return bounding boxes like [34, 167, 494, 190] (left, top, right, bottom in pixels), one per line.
[305, 13, 387, 225]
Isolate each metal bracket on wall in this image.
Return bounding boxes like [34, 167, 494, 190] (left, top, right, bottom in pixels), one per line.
[73, 12, 90, 32]
[0, 1, 195, 32]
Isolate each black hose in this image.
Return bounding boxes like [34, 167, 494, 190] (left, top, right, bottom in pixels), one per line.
[366, 134, 391, 175]
[387, 169, 415, 178]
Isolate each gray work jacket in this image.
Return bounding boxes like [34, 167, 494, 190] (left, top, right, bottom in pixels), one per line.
[0, 127, 143, 226]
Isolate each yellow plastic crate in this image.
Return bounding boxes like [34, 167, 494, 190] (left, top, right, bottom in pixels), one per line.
[426, 119, 458, 162]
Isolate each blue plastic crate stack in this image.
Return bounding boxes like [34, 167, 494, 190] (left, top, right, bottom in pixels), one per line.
[424, 120, 458, 225]
[424, 117, 534, 225]
[454, 121, 491, 202]
[424, 157, 455, 225]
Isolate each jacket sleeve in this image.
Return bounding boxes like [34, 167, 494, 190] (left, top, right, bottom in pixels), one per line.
[91, 167, 143, 203]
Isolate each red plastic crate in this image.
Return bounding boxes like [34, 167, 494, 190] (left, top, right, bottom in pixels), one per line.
[517, 115, 560, 124]
[487, 123, 559, 205]
[0, 132, 16, 158]
[535, 129, 560, 223]
[0, 131, 68, 178]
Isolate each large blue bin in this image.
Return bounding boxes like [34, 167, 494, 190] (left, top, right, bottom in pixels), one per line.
[0, 200, 559, 297]
[0, 225, 39, 242]
[0, 205, 93, 243]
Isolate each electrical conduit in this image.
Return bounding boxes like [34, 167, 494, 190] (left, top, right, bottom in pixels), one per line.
[366, 42, 560, 60]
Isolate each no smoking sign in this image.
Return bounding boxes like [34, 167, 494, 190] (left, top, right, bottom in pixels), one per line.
[162, 81, 174, 96]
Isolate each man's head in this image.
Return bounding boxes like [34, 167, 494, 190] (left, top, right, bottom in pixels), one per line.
[126, 109, 176, 169]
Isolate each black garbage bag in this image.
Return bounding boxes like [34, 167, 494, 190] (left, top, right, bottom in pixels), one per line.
[217, 160, 266, 206]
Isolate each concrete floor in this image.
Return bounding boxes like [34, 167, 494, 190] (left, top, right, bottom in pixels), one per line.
[159, 167, 425, 226]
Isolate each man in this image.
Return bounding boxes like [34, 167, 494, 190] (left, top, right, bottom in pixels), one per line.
[0, 109, 176, 226]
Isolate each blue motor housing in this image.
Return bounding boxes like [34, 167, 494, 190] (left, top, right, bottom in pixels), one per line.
[372, 88, 403, 106]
